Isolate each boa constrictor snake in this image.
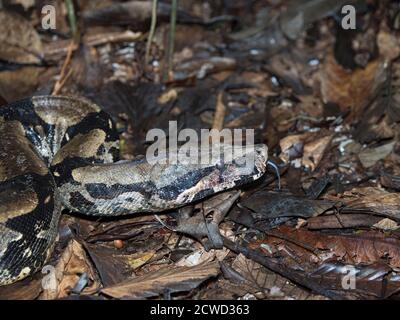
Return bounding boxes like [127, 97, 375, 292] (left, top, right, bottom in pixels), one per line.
[0, 96, 268, 286]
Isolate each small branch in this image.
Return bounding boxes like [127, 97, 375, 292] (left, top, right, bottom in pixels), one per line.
[52, 41, 75, 95]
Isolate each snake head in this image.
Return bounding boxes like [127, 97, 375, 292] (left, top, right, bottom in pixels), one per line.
[169, 144, 269, 206]
[65, 144, 269, 214]
[201, 143, 268, 191]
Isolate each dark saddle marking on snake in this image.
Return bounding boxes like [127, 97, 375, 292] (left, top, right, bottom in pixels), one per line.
[0, 96, 268, 286]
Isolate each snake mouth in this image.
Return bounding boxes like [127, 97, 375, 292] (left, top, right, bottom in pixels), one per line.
[160, 145, 268, 205]
[176, 144, 269, 199]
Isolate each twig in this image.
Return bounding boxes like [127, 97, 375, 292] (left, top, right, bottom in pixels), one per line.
[233, 209, 320, 256]
[154, 214, 177, 232]
[212, 92, 226, 131]
[222, 237, 345, 300]
[263, 230, 321, 256]
[86, 30, 142, 47]
[145, 0, 158, 65]
[52, 41, 75, 95]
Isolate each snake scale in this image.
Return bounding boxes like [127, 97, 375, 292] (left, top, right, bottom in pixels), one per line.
[0, 96, 268, 286]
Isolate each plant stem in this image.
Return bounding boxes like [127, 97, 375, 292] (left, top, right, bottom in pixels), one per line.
[145, 0, 158, 65]
[167, 0, 178, 78]
[65, 0, 77, 36]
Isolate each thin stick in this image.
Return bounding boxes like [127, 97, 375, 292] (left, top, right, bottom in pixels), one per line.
[223, 237, 345, 300]
[167, 0, 178, 79]
[212, 92, 226, 131]
[52, 41, 75, 95]
[145, 0, 158, 65]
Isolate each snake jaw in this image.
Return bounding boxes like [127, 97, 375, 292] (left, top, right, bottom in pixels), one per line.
[173, 144, 268, 206]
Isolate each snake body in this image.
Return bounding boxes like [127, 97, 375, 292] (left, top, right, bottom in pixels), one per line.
[0, 96, 268, 286]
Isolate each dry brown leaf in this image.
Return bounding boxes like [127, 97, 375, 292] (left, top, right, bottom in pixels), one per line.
[254, 225, 400, 269]
[127, 251, 156, 269]
[84, 243, 136, 287]
[342, 187, 400, 221]
[279, 132, 312, 163]
[302, 134, 333, 171]
[0, 274, 42, 300]
[102, 261, 220, 299]
[296, 95, 324, 118]
[231, 254, 326, 300]
[176, 248, 230, 267]
[377, 23, 400, 61]
[239, 71, 275, 98]
[280, 134, 305, 163]
[0, 10, 42, 64]
[307, 214, 382, 230]
[40, 239, 99, 300]
[157, 89, 178, 104]
[319, 54, 385, 120]
[358, 141, 396, 168]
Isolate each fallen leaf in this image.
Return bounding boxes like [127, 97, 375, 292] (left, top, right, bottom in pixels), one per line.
[40, 239, 99, 300]
[176, 248, 230, 267]
[84, 244, 135, 287]
[279, 133, 308, 163]
[229, 254, 326, 300]
[254, 225, 400, 269]
[307, 214, 382, 230]
[0, 10, 42, 64]
[302, 134, 333, 171]
[237, 190, 336, 220]
[377, 23, 400, 61]
[127, 251, 156, 269]
[319, 54, 385, 120]
[102, 261, 220, 299]
[343, 187, 400, 221]
[358, 141, 396, 168]
[0, 274, 42, 300]
[310, 261, 400, 299]
[373, 218, 399, 231]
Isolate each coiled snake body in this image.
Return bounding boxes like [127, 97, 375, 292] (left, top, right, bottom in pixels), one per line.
[0, 96, 268, 286]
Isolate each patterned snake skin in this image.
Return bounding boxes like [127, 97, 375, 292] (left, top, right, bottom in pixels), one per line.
[0, 96, 268, 285]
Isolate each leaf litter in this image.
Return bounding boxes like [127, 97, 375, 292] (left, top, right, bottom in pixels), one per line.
[1, 0, 400, 301]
